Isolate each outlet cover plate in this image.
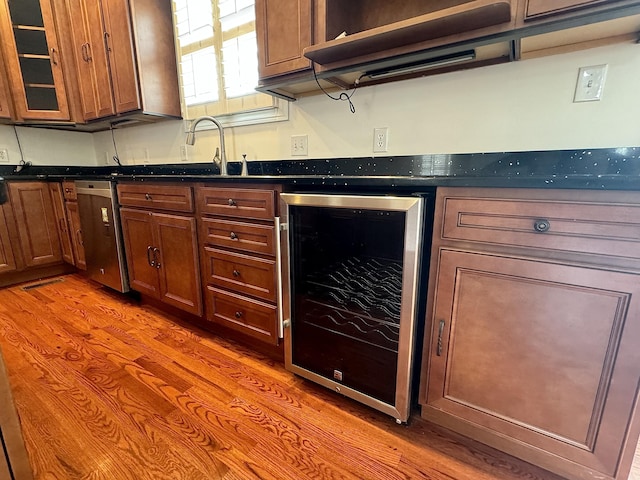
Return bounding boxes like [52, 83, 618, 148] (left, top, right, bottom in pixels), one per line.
[0, 148, 8, 163]
[373, 127, 389, 153]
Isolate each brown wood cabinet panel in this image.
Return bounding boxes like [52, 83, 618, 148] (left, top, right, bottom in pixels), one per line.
[0, 203, 18, 274]
[197, 187, 275, 220]
[118, 184, 194, 213]
[422, 248, 640, 480]
[255, 0, 313, 78]
[199, 217, 276, 256]
[65, 0, 116, 120]
[0, 0, 70, 121]
[154, 213, 202, 316]
[119, 207, 159, 297]
[206, 287, 278, 345]
[128, 0, 181, 118]
[203, 247, 277, 303]
[100, 0, 140, 114]
[439, 193, 640, 260]
[65, 201, 86, 270]
[524, 0, 622, 19]
[62, 181, 77, 200]
[8, 182, 62, 267]
[0, 47, 11, 119]
[48, 182, 75, 265]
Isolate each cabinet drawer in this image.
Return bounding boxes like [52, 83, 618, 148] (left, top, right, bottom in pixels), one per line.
[117, 184, 194, 213]
[62, 181, 77, 201]
[203, 247, 277, 302]
[440, 192, 640, 259]
[198, 187, 275, 220]
[206, 287, 278, 345]
[200, 217, 276, 255]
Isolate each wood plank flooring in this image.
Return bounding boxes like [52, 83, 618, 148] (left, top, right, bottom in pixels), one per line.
[0, 274, 637, 480]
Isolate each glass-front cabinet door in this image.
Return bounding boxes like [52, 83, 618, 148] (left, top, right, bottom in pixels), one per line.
[0, 0, 69, 120]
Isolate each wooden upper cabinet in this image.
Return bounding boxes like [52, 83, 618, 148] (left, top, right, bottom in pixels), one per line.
[65, 0, 115, 120]
[8, 182, 62, 268]
[0, 0, 70, 121]
[0, 48, 12, 120]
[523, 0, 626, 20]
[100, 0, 141, 114]
[64, 0, 180, 121]
[255, 0, 313, 78]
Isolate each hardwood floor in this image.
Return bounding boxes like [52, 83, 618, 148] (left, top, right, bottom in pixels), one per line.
[0, 274, 636, 480]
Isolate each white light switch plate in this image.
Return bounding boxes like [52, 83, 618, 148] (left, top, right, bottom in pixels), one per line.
[574, 65, 607, 102]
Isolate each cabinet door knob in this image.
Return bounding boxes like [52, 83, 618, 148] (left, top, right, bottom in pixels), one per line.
[232, 269, 240, 277]
[229, 232, 238, 240]
[234, 311, 243, 319]
[533, 219, 551, 233]
[228, 198, 236, 206]
[145, 193, 152, 200]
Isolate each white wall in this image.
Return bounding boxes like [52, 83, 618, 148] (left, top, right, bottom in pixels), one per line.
[0, 125, 95, 166]
[3, 42, 640, 167]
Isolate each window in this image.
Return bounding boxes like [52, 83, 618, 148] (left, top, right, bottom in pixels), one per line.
[173, 0, 287, 126]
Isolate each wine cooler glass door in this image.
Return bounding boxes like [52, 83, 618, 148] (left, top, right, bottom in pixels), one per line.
[281, 194, 424, 422]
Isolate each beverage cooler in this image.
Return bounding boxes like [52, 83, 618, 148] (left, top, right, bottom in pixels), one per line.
[280, 193, 430, 423]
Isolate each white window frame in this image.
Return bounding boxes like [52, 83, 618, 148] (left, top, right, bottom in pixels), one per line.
[172, 0, 288, 130]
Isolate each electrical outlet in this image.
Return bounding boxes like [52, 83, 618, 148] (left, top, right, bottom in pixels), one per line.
[291, 135, 308, 156]
[574, 65, 607, 102]
[104, 151, 111, 165]
[180, 145, 188, 162]
[373, 127, 389, 153]
[0, 148, 8, 163]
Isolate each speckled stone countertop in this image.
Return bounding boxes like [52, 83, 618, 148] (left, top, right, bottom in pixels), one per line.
[1, 147, 640, 191]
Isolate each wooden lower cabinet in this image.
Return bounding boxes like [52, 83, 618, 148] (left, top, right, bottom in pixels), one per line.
[65, 200, 86, 270]
[48, 182, 75, 265]
[0, 203, 18, 274]
[420, 187, 640, 480]
[422, 248, 640, 479]
[8, 182, 62, 267]
[120, 208, 202, 316]
[196, 185, 281, 346]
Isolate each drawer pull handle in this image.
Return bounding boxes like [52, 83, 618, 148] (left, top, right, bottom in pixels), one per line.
[147, 245, 155, 267]
[145, 193, 152, 200]
[229, 232, 238, 240]
[153, 248, 161, 269]
[533, 219, 551, 233]
[232, 269, 240, 277]
[234, 311, 243, 319]
[437, 320, 445, 356]
[228, 198, 236, 206]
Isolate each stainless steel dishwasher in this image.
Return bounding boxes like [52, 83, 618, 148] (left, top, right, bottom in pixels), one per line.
[75, 180, 129, 292]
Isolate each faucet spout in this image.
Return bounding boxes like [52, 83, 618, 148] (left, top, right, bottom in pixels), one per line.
[186, 116, 227, 175]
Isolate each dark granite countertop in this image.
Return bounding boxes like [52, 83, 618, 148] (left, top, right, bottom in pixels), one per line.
[1, 147, 640, 191]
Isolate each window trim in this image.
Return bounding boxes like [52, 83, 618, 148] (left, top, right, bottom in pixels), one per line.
[173, 0, 288, 129]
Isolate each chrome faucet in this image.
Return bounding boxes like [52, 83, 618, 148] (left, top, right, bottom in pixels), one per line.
[185, 116, 227, 175]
